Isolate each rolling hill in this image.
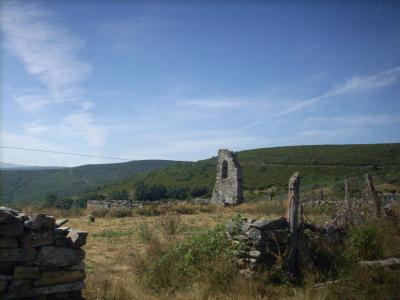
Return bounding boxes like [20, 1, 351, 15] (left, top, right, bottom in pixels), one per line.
[0, 160, 188, 203]
[97, 144, 400, 198]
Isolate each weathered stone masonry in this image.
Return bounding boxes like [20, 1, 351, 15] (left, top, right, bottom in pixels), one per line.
[0, 207, 87, 299]
[212, 149, 244, 205]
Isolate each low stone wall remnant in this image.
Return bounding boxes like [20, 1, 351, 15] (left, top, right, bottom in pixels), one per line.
[0, 206, 87, 299]
[227, 216, 289, 278]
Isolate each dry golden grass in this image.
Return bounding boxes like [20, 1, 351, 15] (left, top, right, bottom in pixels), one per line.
[59, 201, 288, 299]
[20, 200, 399, 299]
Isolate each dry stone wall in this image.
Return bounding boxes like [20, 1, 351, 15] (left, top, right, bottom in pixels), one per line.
[87, 199, 134, 210]
[0, 207, 87, 299]
[212, 149, 244, 205]
[227, 216, 288, 278]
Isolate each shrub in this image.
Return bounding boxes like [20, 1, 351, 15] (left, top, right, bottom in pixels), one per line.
[138, 223, 153, 242]
[160, 213, 181, 236]
[138, 226, 236, 293]
[347, 225, 383, 260]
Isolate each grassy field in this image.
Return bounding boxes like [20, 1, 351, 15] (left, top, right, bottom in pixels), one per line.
[22, 199, 400, 300]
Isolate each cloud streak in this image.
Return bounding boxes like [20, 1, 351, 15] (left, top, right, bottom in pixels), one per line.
[176, 98, 246, 109]
[246, 66, 400, 128]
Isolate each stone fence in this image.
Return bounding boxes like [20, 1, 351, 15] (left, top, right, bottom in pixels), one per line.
[87, 198, 212, 210]
[0, 207, 87, 299]
[226, 216, 289, 278]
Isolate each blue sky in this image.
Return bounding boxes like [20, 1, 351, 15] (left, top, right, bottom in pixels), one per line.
[1, 0, 399, 166]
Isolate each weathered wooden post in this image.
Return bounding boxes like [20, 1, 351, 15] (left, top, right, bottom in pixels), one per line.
[287, 172, 301, 277]
[365, 174, 382, 218]
[287, 172, 300, 236]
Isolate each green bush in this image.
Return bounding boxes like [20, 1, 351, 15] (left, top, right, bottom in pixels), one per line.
[347, 225, 383, 260]
[138, 223, 153, 242]
[140, 226, 236, 293]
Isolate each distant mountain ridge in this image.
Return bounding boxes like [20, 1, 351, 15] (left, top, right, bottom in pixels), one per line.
[0, 160, 188, 203]
[0, 161, 62, 170]
[2, 144, 400, 204]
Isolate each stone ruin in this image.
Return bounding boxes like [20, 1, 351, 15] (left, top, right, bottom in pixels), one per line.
[212, 149, 244, 205]
[0, 207, 87, 299]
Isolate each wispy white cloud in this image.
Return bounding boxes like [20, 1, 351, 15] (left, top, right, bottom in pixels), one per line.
[1, 1, 91, 102]
[176, 98, 246, 109]
[1, 1, 106, 149]
[305, 114, 400, 126]
[246, 66, 400, 128]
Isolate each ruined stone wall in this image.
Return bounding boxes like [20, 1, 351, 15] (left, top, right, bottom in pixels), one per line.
[87, 199, 135, 210]
[211, 149, 244, 205]
[227, 216, 288, 278]
[0, 207, 87, 299]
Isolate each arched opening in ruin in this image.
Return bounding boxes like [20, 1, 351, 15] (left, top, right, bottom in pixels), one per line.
[222, 160, 228, 179]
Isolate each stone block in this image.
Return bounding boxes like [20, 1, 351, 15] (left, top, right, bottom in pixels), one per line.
[66, 262, 86, 271]
[0, 248, 36, 262]
[31, 214, 56, 230]
[0, 211, 22, 225]
[251, 217, 288, 231]
[0, 238, 18, 248]
[19, 231, 54, 248]
[0, 279, 8, 293]
[37, 246, 85, 267]
[2, 280, 85, 299]
[0, 222, 24, 237]
[66, 230, 88, 249]
[0, 263, 16, 275]
[13, 266, 40, 279]
[249, 250, 262, 258]
[35, 270, 85, 286]
[23, 220, 42, 231]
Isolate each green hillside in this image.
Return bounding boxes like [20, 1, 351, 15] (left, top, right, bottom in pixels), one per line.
[0, 160, 187, 203]
[98, 144, 400, 199]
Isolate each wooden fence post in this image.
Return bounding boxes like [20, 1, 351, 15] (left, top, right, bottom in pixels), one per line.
[287, 172, 301, 278]
[287, 172, 300, 236]
[365, 174, 382, 218]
